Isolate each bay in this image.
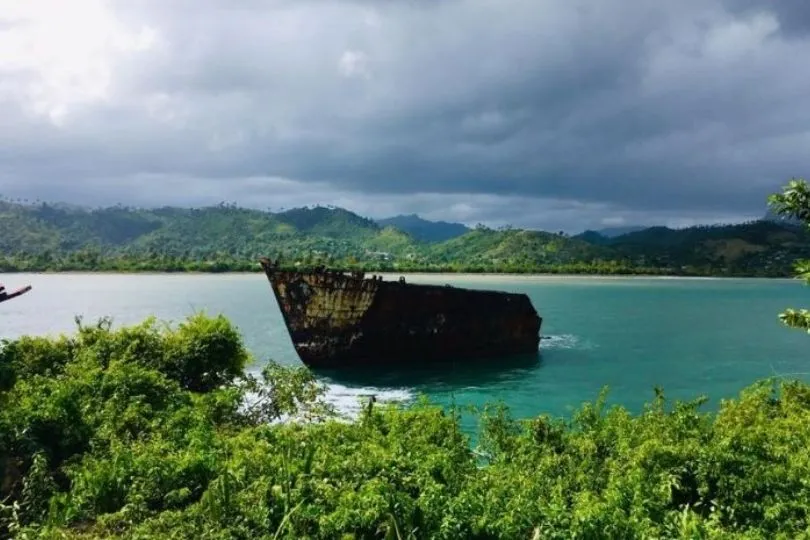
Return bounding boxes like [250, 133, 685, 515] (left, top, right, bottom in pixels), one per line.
[1, 272, 808, 430]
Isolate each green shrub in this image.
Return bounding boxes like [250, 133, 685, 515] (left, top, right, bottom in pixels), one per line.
[2, 313, 810, 538]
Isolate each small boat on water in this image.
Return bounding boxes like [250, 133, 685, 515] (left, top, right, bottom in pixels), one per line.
[259, 258, 542, 368]
[0, 284, 32, 305]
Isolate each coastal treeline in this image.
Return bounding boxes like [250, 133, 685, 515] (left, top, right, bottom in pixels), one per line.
[0, 251, 686, 276]
[2, 313, 810, 538]
[0, 198, 808, 277]
[0, 251, 795, 278]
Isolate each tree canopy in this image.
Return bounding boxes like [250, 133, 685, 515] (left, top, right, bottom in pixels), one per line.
[769, 177, 810, 331]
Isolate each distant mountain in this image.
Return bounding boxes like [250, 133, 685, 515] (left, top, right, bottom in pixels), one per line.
[0, 201, 421, 262]
[427, 227, 613, 268]
[0, 197, 808, 276]
[573, 230, 613, 245]
[572, 226, 649, 245]
[762, 208, 803, 227]
[277, 206, 380, 238]
[594, 225, 647, 238]
[574, 220, 810, 275]
[376, 214, 469, 243]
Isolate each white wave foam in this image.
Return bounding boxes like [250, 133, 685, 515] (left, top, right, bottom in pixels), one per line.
[540, 334, 588, 350]
[323, 383, 414, 419]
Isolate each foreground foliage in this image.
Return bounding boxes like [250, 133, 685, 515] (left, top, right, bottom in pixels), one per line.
[1, 314, 810, 538]
[769, 177, 810, 331]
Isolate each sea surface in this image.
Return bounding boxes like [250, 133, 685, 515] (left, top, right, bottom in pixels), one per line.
[1, 272, 808, 433]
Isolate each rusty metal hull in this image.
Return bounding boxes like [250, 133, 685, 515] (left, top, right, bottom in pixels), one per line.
[259, 258, 542, 368]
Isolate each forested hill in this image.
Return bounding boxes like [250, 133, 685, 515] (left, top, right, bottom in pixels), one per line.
[574, 220, 810, 276]
[376, 214, 470, 242]
[0, 199, 808, 276]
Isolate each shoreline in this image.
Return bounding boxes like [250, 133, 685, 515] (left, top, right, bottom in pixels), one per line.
[0, 269, 797, 281]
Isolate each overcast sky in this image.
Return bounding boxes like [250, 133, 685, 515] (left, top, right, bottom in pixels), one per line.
[1, 0, 809, 232]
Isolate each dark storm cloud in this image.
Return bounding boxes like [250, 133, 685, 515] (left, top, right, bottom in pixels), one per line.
[1, 0, 809, 229]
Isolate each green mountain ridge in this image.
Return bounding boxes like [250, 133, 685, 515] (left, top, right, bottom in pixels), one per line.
[574, 221, 810, 275]
[0, 199, 808, 276]
[376, 214, 470, 242]
[593, 225, 647, 238]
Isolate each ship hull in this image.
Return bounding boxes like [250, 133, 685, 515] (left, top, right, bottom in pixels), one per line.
[260, 259, 541, 368]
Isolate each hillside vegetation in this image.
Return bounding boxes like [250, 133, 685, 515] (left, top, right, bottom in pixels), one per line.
[0, 199, 808, 276]
[376, 214, 470, 243]
[576, 220, 810, 276]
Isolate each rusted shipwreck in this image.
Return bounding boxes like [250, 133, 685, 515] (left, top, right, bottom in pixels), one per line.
[259, 258, 542, 368]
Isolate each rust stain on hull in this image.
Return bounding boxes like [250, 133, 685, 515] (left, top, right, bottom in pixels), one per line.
[259, 258, 542, 368]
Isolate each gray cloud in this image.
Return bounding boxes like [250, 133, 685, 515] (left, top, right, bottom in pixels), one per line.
[724, 0, 810, 36]
[0, 0, 808, 231]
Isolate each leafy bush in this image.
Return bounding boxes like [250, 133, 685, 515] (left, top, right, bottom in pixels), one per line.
[1, 312, 810, 538]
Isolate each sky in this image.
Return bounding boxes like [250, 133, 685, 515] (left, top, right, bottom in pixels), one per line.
[0, 0, 809, 233]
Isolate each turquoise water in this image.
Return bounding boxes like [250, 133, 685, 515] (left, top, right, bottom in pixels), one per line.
[1, 273, 808, 428]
